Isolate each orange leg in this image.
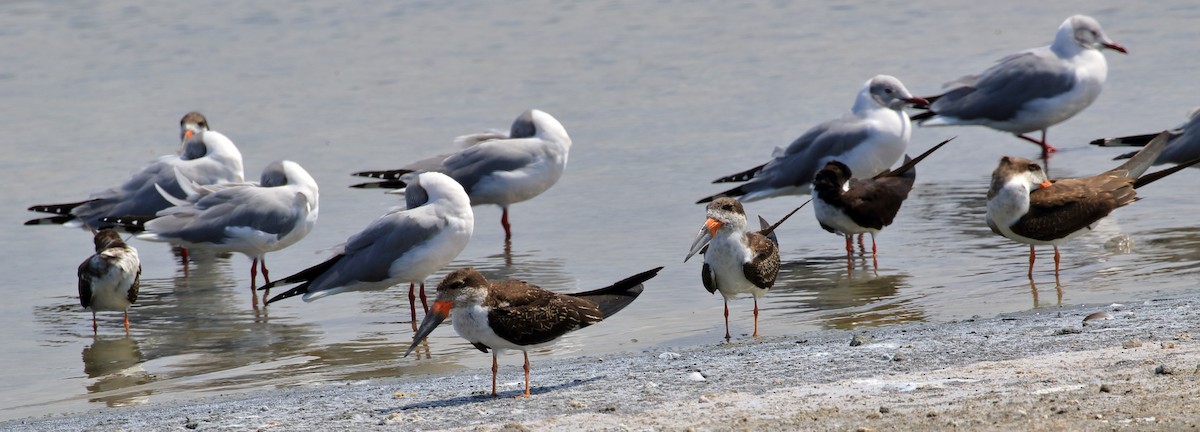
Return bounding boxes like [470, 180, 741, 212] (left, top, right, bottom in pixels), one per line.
[123, 311, 130, 334]
[857, 233, 865, 255]
[723, 299, 731, 341]
[92, 311, 98, 335]
[519, 351, 531, 398]
[501, 208, 512, 241]
[250, 258, 259, 289]
[491, 351, 499, 397]
[1016, 129, 1058, 157]
[1053, 246, 1061, 275]
[1027, 245, 1036, 278]
[752, 297, 760, 339]
[870, 234, 879, 269]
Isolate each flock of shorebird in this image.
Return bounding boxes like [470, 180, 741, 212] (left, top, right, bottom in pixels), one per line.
[27, 14, 1200, 397]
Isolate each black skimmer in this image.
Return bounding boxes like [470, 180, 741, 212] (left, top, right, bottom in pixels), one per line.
[103, 160, 319, 307]
[77, 229, 141, 334]
[684, 197, 805, 340]
[404, 266, 661, 397]
[698, 75, 926, 204]
[26, 112, 245, 230]
[912, 15, 1127, 158]
[1092, 107, 1200, 164]
[812, 138, 953, 264]
[985, 132, 1199, 276]
[351, 109, 569, 241]
[259, 172, 473, 319]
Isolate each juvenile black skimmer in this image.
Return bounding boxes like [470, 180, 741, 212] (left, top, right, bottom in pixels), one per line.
[404, 267, 661, 398]
[697, 75, 926, 204]
[77, 229, 141, 334]
[985, 132, 1198, 277]
[26, 112, 245, 230]
[351, 109, 569, 241]
[812, 138, 953, 263]
[103, 160, 319, 307]
[1092, 107, 1200, 164]
[684, 197, 804, 340]
[912, 15, 1127, 158]
[260, 172, 473, 319]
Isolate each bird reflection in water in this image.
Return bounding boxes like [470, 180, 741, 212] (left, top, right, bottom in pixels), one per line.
[81, 335, 154, 407]
[1028, 277, 1064, 308]
[771, 258, 926, 329]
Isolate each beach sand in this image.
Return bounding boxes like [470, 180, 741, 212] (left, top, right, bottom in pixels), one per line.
[5, 294, 1199, 431]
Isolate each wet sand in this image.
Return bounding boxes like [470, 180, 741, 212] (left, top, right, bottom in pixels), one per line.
[5, 292, 1199, 431]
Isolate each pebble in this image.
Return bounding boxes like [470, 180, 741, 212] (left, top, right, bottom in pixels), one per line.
[1082, 312, 1112, 325]
[850, 334, 873, 347]
[687, 372, 707, 382]
[1154, 365, 1174, 375]
[892, 352, 906, 362]
[568, 400, 588, 409]
[1161, 342, 1176, 349]
[1121, 339, 1143, 349]
[879, 406, 891, 414]
[658, 352, 681, 360]
[1099, 384, 1112, 393]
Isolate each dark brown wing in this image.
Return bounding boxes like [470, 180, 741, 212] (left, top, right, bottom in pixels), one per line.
[77, 257, 95, 309]
[127, 264, 141, 304]
[487, 281, 603, 347]
[839, 176, 915, 230]
[701, 263, 717, 294]
[1011, 177, 1132, 241]
[743, 232, 780, 290]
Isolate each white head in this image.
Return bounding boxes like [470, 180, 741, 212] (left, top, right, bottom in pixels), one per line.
[1053, 15, 1127, 56]
[524, 109, 572, 148]
[856, 75, 928, 112]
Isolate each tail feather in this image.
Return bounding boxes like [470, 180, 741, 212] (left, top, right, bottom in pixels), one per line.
[1109, 131, 1171, 179]
[696, 184, 747, 204]
[349, 180, 407, 189]
[28, 199, 96, 215]
[259, 254, 344, 291]
[265, 282, 312, 305]
[1090, 132, 1160, 147]
[570, 267, 662, 318]
[712, 163, 766, 184]
[24, 215, 75, 226]
[99, 216, 155, 233]
[1133, 156, 1200, 189]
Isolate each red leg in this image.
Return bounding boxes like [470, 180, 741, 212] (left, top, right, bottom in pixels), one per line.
[520, 351, 531, 398]
[501, 207, 512, 241]
[844, 234, 853, 259]
[857, 233, 865, 255]
[419, 282, 429, 314]
[1028, 245, 1036, 278]
[92, 311, 98, 335]
[408, 283, 417, 324]
[1016, 130, 1058, 156]
[260, 256, 271, 284]
[723, 299, 731, 341]
[181, 247, 190, 277]
[250, 258, 259, 289]
[491, 351, 499, 397]
[752, 297, 760, 338]
[870, 234, 879, 269]
[123, 311, 130, 334]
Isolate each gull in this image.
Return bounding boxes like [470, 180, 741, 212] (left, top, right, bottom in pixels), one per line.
[77, 229, 141, 334]
[684, 198, 804, 340]
[985, 132, 1198, 277]
[698, 75, 926, 204]
[1092, 107, 1200, 165]
[913, 15, 1127, 158]
[812, 138, 953, 265]
[26, 112, 245, 230]
[351, 109, 570, 241]
[103, 161, 319, 304]
[260, 172, 474, 311]
[404, 267, 661, 398]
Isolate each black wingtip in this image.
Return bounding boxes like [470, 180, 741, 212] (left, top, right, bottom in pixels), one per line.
[571, 267, 663, 318]
[24, 215, 74, 226]
[349, 180, 408, 189]
[264, 284, 309, 304]
[1134, 156, 1200, 189]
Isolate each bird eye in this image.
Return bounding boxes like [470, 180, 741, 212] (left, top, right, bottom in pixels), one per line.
[1029, 163, 1042, 171]
[721, 204, 733, 211]
[884, 88, 894, 94]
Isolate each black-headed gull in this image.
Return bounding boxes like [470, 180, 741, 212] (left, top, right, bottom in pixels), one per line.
[27, 112, 245, 229]
[698, 76, 926, 204]
[77, 229, 141, 334]
[913, 15, 1127, 158]
[404, 267, 660, 397]
[351, 109, 569, 241]
[261, 172, 474, 309]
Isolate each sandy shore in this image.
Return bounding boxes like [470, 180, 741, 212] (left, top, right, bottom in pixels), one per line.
[6, 294, 1199, 431]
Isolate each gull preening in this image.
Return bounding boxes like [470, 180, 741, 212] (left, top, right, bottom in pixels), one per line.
[77, 229, 141, 334]
[913, 15, 1127, 158]
[698, 75, 926, 204]
[351, 109, 570, 241]
[26, 112, 245, 230]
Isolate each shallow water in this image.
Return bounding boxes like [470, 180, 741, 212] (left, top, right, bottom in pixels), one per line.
[3, 0, 1199, 420]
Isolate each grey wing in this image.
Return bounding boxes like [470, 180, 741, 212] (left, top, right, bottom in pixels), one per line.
[1159, 113, 1200, 164]
[307, 209, 444, 291]
[147, 187, 303, 243]
[931, 50, 1076, 122]
[751, 118, 872, 191]
[72, 156, 185, 226]
[441, 138, 542, 193]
